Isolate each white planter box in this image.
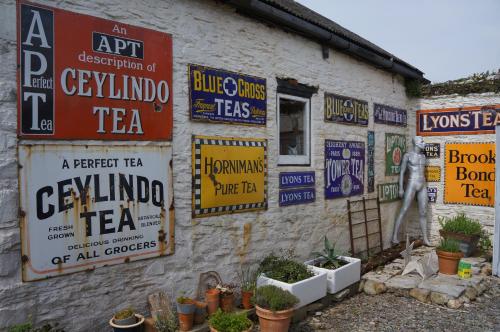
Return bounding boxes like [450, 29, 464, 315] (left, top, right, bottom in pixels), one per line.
[257, 268, 327, 308]
[305, 256, 361, 294]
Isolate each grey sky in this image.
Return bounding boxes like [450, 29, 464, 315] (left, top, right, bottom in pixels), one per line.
[296, 0, 500, 83]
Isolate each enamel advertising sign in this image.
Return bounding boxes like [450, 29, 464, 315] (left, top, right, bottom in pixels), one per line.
[374, 103, 407, 127]
[279, 172, 316, 207]
[192, 136, 267, 218]
[324, 93, 368, 126]
[444, 142, 495, 207]
[378, 182, 400, 203]
[367, 131, 375, 193]
[385, 133, 406, 175]
[325, 140, 365, 199]
[417, 105, 500, 136]
[279, 172, 315, 189]
[425, 166, 441, 182]
[189, 64, 266, 126]
[428, 187, 438, 203]
[19, 145, 174, 281]
[17, 1, 173, 140]
[424, 143, 440, 158]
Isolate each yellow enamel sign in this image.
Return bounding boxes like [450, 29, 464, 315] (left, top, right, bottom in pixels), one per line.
[192, 135, 267, 217]
[444, 142, 495, 207]
[425, 166, 441, 182]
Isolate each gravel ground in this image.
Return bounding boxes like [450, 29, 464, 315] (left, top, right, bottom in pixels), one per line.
[286, 276, 500, 332]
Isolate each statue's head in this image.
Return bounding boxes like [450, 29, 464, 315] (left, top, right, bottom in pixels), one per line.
[413, 136, 425, 149]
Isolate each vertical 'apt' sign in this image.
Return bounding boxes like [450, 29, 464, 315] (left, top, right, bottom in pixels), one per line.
[17, 1, 173, 140]
[20, 4, 55, 134]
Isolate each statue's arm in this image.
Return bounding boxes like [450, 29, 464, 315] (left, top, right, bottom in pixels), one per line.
[399, 154, 409, 197]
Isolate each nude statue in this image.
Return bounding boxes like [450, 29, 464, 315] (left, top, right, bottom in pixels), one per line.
[391, 136, 431, 246]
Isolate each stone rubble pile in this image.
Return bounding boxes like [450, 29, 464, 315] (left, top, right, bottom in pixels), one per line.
[359, 246, 493, 310]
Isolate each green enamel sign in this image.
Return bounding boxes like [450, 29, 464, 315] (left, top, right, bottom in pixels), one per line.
[385, 133, 407, 175]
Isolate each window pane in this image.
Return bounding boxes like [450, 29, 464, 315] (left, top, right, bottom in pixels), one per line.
[280, 98, 305, 156]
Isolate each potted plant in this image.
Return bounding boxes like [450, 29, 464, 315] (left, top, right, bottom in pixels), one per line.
[305, 236, 361, 294]
[436, 238, 463, 275]
[256, 250, 327, 308]
[216, 283, 236, 312]
[109, 307, 145, 332]
[254, 285, 299, 332]
[176, 295, 196, 331]
[238, 266, 257, 309]
[205, 286, 220, 316]
[208, 309, 253, 332]
[194, 300, 207, 325]
[154, 309, 178, 332]
[439, 213, 482, 257]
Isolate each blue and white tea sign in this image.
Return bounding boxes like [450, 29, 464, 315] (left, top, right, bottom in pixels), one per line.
[279, 171, 315, 189]
[279, 187, 315, 206]
[279, 171, 316, 206]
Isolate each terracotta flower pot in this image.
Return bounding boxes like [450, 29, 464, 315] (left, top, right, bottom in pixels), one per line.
[220, 293, 234, 312]
[177, 299, 196, 331]
[178, 312, 194, 331]
[255, 305, 294, 332]
[241, 290, 254, 309]
[436, 250, 464, 275]
[194, 300, 207, 325]
[205, 288, 220, 315]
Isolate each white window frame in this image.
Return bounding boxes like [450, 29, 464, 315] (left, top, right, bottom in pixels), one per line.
[277, 93, 311, 165]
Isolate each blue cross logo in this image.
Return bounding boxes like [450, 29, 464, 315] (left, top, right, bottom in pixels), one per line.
[223, 77, 237, 97]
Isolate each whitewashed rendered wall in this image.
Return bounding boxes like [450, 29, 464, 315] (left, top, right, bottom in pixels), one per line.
[408, 93, 500, 243]
[0, 0, 415, 330]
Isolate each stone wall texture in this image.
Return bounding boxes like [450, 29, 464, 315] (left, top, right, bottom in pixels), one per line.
[0, 0, 419, 330]
[409, 92, 500, 242]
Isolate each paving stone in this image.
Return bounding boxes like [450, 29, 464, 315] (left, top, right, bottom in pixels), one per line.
[409, 288, 430, 303]
[361, 271, 392, 283]
[333, 288, 350, 301]
[382, 263, 405, 276]
[385, 274, 422, 289]
[419, 274, 466, 298]
[459, 295, 470, 304]
[480, 265, 492, 276]
[430, 292, 452, 305]
[464, 286, 477, 301]
[473, 281, 487, 295]
[447, 299, 463, 309]
[363, 280, 387, 295]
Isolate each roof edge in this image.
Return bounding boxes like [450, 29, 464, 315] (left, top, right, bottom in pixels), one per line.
[225, 0, 429, 83]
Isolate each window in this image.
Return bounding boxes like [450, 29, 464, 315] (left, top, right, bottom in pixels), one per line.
[278, 93, 310, 165]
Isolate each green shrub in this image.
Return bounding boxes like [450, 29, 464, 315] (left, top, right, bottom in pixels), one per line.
[154, 309, 178, 332]
[8, 322, 32, 332]
[238, 266, 257, 292]
[479, 230, 492, 252]
[114, 307, 135, 319]
[176, 296, 193, 304]
[208, 309, 252, 332]
[439, 213, 482, 236]
[437, 238, 460, 253]
[254, 285, 299, 311]
[258, 252, 314, 283]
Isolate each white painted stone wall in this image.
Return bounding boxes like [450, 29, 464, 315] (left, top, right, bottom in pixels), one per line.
[408, 92, 500, 242]
[0, 0, 416, 330]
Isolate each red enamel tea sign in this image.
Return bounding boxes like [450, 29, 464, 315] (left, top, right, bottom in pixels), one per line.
[17, 1, 173, 140]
